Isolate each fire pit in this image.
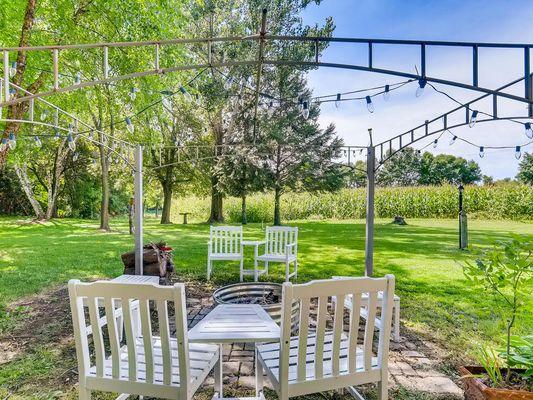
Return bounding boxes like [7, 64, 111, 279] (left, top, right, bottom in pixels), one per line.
[213, 282, 299, 329]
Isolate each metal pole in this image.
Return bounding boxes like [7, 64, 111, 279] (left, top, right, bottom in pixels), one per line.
[364, 144, 375, 277]
[134, 145, 144, 275]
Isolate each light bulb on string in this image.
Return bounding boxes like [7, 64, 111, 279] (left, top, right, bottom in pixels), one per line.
[383, 85, 390, 102]
[8, 132, 16, 149]
[9, 62, 17, 78]
[40, 108, 49, 121]
[469, 110, 478, 128]
[525, 123, 533, 139]
[125, 117, 135, 133]
[335, 93, 341, 108]
[162, 96, 172, 111]
[0, 138, 7, 152]
[88, 130, 94, 141]
[54, 128, 61, 140]
[34, 136, 42, 148]
[129, 87, 138, 100]
[179, 86, 192, 102]
[74, 72, 81, 85]
[67, 131, 76, 152]
[365, 96, 374, 113]
[449, 135, 457, 146]
[224, 77, 233, 90]
[301, 100, 310, 119]
[73, 152, 79, 162]
[267, 100, 274, 116]
[479, 146, 485, 158]
[515, 146, 522, 160]
[8, 88, 15, 100]
[432, 139, 438, 149]
[416, 79, 427, 97]
[195, 93, 201, 105]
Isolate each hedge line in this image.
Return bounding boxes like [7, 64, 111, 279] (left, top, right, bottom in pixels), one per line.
[172, 184, 533, 222]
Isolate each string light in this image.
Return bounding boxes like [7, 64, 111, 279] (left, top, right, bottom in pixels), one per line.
[54, 128, 61, 140]
[40, 108, 49, 121]
[416, 79, 427, 97]
[302, 100, 310, 119]
[8, 132, 16, 149]
[74, 72, 81, 85]
[479, 146, 484, 158]
[195, 93, 201, 105]
[73, 152, 79, 161]
[335, 93, 341, 108]
[469, 110, 478, 128]
[449, 135, 457, 145]
[515, 146, 522, 159]
[129, 87, 138, 100]
[179, 86, 192, 102]
[125, 117, 135, 133]
[0, 138, 7, 151]
[525, 123, 533, 139]
[383, 85, 390, 101]
[67, 130, 76, 152]
[34, 136, 42, 148]
[88, 130, 94, 140]
[432, 138, 438, 148]
[365, 96, 374, 113]
[9, 62, 17, 78]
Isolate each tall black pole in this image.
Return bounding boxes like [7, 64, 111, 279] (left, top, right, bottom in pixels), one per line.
[458, 184, 464, 249]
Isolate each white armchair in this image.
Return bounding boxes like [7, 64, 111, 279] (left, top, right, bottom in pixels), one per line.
[256, 226, 298, 282]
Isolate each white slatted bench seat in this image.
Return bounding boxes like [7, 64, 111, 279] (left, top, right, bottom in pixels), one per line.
[207, 226, 244, 281]
[332, 276, 401, 342]
[255, 276, 395, 400]
[69, 280, 221, 400]
[256, 226, 298, 282]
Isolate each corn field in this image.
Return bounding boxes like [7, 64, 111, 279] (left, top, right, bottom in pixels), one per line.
[171, 184, 533, 223]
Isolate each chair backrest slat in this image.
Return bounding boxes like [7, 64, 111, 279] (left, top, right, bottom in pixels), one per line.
[139, 298, 154, 383]
[279, 276, 395, 392]
[296, 297, 310, 382]
[87, 297, 105, 377]
[363, 292, 378, 371]
[174, 283, 190, 397]
[332, 294, 345, 375]
[121, 298, 138, 381]
[157, 300, 172, 385]
[104, 298, 122, 379]
[348, 292, 362, 373]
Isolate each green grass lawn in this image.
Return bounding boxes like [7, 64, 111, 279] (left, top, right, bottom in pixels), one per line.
[1, 216, 532, 355]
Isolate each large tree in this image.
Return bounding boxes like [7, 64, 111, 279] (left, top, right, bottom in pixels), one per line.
[516, 152, 533, 184]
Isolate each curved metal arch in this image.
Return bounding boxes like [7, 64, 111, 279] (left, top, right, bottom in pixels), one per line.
[375, 115, 532, 169]
[1, 33, 531, 110]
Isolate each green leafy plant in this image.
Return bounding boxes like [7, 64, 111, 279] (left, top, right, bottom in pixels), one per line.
[475, 345, 504, 387]
[501, 335, 533, 382]
[462, 236, 533, 384]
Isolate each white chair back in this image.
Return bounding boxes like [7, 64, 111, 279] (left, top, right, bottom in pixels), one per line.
[265, 226, 298, 256]
[68, 280, 191, 398]
[278, 275, 395, 394]
[209, 225, 243, 255]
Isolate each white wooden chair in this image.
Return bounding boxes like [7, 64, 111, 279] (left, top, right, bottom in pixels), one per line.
[256, 275, 395, 400]
[207, 225, 244, 281]
[332, 276, 401, 342]
[256, 226, 298, 282]
[68, 280, 220, 400]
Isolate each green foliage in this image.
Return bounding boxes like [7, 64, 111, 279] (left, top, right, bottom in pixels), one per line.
[501, 335, 533, 381]
[474, 345, 504, 387]
[462, 236, 533, 382]
[517, 153, 533, 184]
[173, 184, 533, 222]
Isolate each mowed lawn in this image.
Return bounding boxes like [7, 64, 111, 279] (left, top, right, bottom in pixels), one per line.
[0, 216, 532, 355]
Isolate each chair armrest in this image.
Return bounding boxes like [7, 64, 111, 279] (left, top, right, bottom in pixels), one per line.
[285, 242, 297, 257]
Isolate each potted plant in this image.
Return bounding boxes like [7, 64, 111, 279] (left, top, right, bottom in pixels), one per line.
[459, 235, 533, 399]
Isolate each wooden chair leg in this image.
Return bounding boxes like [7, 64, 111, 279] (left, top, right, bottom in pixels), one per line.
[240, 258, 244, 282]
[207, 259, 212, 280]
[285, 260, 290, 282]
[214, 345, 223, 398]
[265, 261, 269, 274]
[79, 386, 91, 400]
[377, 378, 388, 400]
[294, 259, 298, 279]
[394, 299, 400, 341]
[255, 347, 263, 397]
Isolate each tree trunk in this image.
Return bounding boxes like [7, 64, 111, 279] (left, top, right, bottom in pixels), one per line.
[209, 180, 224, 223]
[241, 193, 247, 225]
[274, 186, 281, 226]
[161, 184, 173, 224]
[14, 163, 44, 219]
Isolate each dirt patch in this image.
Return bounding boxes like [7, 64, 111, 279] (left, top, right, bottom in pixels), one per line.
[0, 285, 73, 365]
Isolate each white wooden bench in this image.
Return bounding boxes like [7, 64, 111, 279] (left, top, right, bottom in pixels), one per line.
[256, 226, 298, 282]
[69, 280, 220, 399]
[332, 276, 401, 342]
[207, 226, 244, 281]
[256, 276, 396, 400]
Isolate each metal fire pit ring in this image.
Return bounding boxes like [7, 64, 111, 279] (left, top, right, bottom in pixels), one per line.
[213, 282, 299, 330]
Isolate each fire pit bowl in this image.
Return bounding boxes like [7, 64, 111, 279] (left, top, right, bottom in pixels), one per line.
[213, 282, 299, 329]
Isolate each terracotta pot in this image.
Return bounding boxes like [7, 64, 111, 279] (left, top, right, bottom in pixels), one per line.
[459, 366, 533, 400]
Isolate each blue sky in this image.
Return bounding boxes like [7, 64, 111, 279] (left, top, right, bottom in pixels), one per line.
[299, 0, 533, 179]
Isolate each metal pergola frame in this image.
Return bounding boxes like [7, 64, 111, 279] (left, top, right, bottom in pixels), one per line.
[2, 9, 532, 277]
